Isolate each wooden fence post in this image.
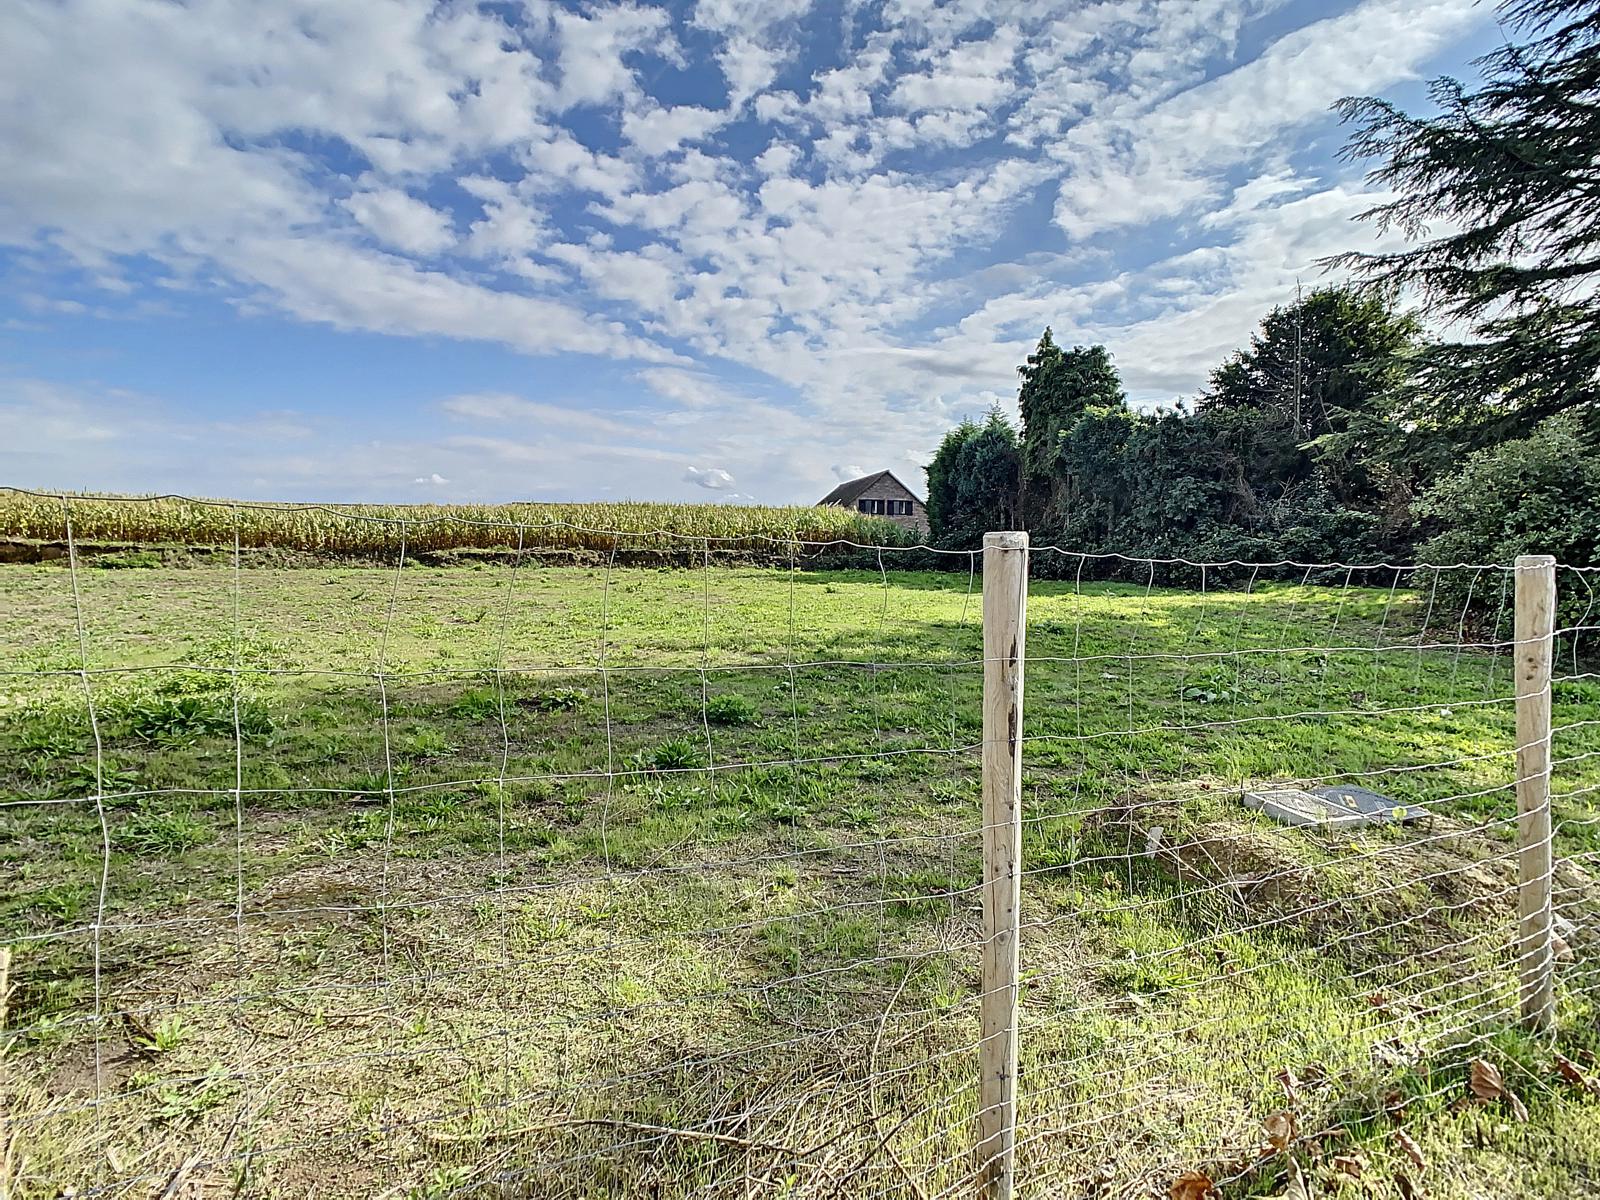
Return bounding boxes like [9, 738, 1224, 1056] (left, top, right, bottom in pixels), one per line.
[1514, 553, 1556, 1031]
[980, 531, 1027, 1199]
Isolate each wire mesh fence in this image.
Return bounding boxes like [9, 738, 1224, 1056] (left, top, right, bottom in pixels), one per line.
[2, 494, 1598, 1198]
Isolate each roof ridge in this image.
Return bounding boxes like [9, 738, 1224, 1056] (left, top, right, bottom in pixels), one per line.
[816, 468, 924, 508]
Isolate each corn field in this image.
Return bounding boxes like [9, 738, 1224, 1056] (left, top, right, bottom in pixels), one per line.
[0, 490, 917, 556]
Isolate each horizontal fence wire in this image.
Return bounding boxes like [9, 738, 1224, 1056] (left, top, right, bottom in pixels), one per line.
[1, 497, 1596, 1198]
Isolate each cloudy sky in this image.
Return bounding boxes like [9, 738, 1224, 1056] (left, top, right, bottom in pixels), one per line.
[0, 0, 1501, 504]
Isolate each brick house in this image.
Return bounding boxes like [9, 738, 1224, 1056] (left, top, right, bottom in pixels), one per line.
[818, 470, 928, 533]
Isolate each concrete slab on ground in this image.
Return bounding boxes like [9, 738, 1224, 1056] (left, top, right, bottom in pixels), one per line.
[1243, 784, 1430, 829]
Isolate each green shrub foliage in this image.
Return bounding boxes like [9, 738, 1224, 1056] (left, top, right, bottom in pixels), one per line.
[1414, 415, 1600, 626]
[924, 409, 1021, 549]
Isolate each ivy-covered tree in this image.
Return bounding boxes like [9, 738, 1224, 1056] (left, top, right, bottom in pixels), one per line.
[1016, 333, 1125, 534]
[1198, 287, 1422, 504]
[923, 408, 1022, 549]
[1050, 404, 1140, 549]
[1330, 0, 1600, 445]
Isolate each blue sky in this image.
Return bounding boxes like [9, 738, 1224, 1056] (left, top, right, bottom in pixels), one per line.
[0, 0, 1504, 505]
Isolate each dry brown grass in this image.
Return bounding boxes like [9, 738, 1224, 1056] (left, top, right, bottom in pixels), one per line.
[8, 804, 1597, 1199]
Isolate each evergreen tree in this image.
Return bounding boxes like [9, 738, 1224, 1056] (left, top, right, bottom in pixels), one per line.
[1330, 0, 1600, 444]
[1016, 328, 1063, 465]
[1198, 287, 1422, 504]
[923, 408, 1021, 549]
[1016, 333, 1125, 532]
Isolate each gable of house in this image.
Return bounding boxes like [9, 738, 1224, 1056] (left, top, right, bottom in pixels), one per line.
[817, 470, 927, 527]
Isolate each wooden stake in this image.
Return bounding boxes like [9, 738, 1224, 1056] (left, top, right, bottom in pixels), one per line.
[1514, 554, 1556, 1031]
[979, 531, 1027, 1199]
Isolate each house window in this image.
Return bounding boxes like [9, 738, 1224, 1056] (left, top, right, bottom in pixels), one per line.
[856, 496, 915, 516]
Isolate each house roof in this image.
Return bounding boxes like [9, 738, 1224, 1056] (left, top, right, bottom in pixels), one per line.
[817, 469, 924, 508]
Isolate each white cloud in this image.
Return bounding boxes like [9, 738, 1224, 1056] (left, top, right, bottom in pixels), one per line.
[544, 2, 674, 110]
[459, 176, 555, 273]
[636, 368, 746, 410]
[889, 27, 1019, 117]
[621, 104, 729, 157]
[441, 392, 646, 439]
[683, 466, 736, 490]
[0, 0, 672, 364]
[225, 236, 679, 363]
[1101, 175, 1429, 401]
[414, 472, 450, 485]
[342, 188, 456, 255]
[1, 379, 123, 447]
[693, 0, 813, 106]
[1049, 0, 1484, 239]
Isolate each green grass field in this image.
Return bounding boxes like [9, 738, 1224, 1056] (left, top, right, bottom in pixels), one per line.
[4, 557, 1600, 1198]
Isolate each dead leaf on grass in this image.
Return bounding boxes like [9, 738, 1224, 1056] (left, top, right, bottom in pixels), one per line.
[1467, 1058, 1528, 1120]
[1331, 1153, 1366, 1179]
[1263, 1110, 1297, 1153]
[1278, 1158, 1311, 1200]
[1394, 1129, 1426, 1171]
[1555, 1052, 1600, 1098]
[1169, 1169, 1217, 1200]
[1394, 1170, 1428, 1200]
[1469, 1059, 1507, 1101]
[1277, 1068, 1301, 1110]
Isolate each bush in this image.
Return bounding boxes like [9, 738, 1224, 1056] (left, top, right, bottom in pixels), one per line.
[1187, 478, 1386, 568]
[121, 693, 272, 742]
[924, 409, 1021, 549]
[1413, 415, 1600, 626]
[514, 686, 586, 713]
[117, 810, 211, 854]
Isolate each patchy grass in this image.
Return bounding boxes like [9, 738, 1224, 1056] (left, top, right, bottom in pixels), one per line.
[2, 560, 1600, 1198]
